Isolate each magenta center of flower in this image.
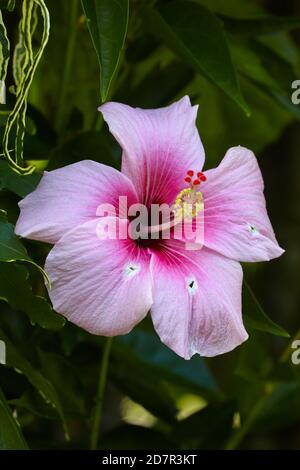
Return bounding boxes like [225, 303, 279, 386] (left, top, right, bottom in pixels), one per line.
[130, 169, 206, 248]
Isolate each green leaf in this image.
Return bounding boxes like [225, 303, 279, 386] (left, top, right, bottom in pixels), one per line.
[222, 14, 300, 36]
[119, 329, 221, 400]
[100, 425, 174, 450]
[0, 159, 41, 197]
[184, 74, 291, 166]
[30, 1, 100, 132]
[236, 330, 274, 382]
[0, 386, 28, 450]
[116, 59, 194, 109]
[229, 36, 300, 120]
[0, 210, 34, 263]
[233, 359, 300, 445]
[0, 211, 49, 283]
[228, 36, 282, 92]
[243, 282, 290, 338]
[110, 340, 178, 423]
[195, 0, 263, 16]
[198, 0, 300, 68]
[37, 349, 85, 415]
[0, 328, 69, 439]
[253, 382, 300, 432]
[0, 0, 15, 11]
[258, 32, 300, 70]
[9, 389, 58, 420]
[81, 0, 129, 102]
[170, 401, 236, 449]
[47, 130, 120, 170]
[142, 0, 249, 114]
[0, 263, 65, 330]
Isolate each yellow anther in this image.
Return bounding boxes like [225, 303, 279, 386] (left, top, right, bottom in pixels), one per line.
[173, 187, 204, 220]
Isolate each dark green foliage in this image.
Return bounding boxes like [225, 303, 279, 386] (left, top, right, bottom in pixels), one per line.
[0, 0, 299, 450]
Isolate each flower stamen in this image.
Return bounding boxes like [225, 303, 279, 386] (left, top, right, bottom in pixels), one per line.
[173, 170, 206, 220]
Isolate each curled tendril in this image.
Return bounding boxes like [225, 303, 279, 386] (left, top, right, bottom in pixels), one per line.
[1, 0, 50, 175]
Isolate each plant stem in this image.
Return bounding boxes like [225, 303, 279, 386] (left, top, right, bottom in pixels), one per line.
[225, 396, 268, 450]
[90, 337, 113, 450]
[56, 0, 79, 134]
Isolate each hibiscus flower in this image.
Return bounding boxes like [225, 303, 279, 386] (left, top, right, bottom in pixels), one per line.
[15, 96, 284, 358]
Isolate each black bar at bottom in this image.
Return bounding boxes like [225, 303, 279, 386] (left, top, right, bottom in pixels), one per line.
[0, 450, 297, 466]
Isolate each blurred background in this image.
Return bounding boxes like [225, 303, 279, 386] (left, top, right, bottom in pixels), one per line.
[0, 0, 300, 450]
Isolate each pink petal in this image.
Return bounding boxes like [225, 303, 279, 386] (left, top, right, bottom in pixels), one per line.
[99, 96, 205, 206]
[150, 240, 248, 359]
[202, 146, 284, 262]
[15, 160, 138, 244]
[45, 218, 153, 336]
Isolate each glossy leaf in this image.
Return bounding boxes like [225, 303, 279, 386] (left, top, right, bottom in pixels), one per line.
[0, 386, 28, 450]
[0, 211, 48, 282]
[0, 328, 69, 439]
[243, 282, 290, 338]
[187, 74, 291, 165]
[229, 37, 282, 92]
[195, 0, 262, 16]
[9, 390, 58, 420]
[81, 0, 129, 102]
[171, 401, 236, 449]
[254, 382, 300, 432]
[222, 15, 300, 36]
[47, 130, 120, 170]
[0, 211, 34, 263]
[37, 349, 85, 415]
[236, 330, 274, 382]
[258, 32, 300, 69]
[0, 263, 65, 330]
[229, 36, 300, 120]
[119, 329, 221, 400]
[116, 60, 194, 108]
[0, 160, 41, 197]
[110, 340, 178, 423]
[142, 0, 249, 114]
